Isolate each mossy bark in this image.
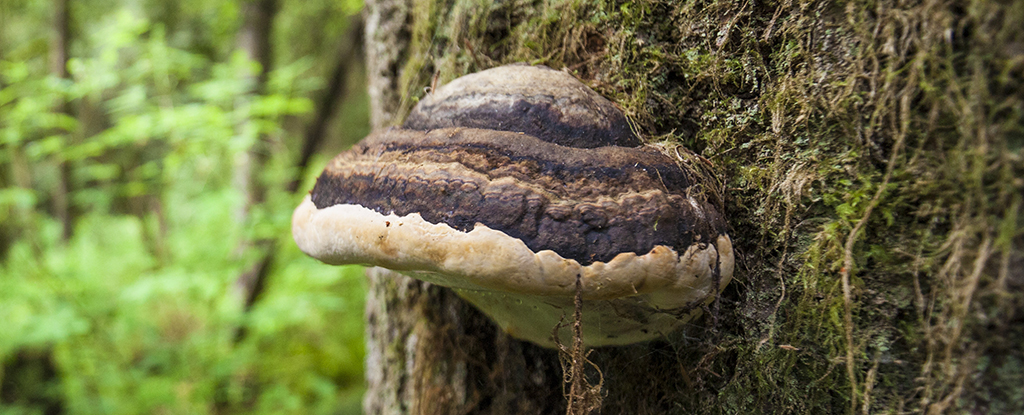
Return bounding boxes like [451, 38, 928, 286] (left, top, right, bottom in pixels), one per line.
[361, 0, 1023, 413]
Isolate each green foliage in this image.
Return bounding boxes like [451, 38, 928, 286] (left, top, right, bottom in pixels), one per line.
[1, 211, 366, 414]
[1, 0, 367, 413]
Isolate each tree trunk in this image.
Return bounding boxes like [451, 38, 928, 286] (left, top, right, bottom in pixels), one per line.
[360, 0, 1023, 414]
[363, 268, 565, 414]
[50, 0, 72, 241]
[233, 0, 278, 308]
[289, 15, 364, 194]
[232, 0, 276, 216]
[362, 3, 566, 412]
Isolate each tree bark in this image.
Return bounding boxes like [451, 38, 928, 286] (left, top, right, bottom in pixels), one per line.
[289, 15, 364, 194]
[361, 2, 567, 413]
[232, 0, 276, 216]
[363, 269, 564, 415]
[363, 0, 410, 130]
[233, 0, 277, 308]
[359, 0, 1023, 413]
[50, 0, 72, 241]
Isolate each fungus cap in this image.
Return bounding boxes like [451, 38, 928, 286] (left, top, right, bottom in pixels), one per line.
[404, 64, 640, 148]
[292, 65, 734, 347]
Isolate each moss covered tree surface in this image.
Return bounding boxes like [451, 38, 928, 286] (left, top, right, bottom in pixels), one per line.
[362, 0, 1023, 413]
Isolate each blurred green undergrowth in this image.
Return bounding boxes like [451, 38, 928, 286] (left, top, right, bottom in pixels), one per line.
[1, 0, 369, 413]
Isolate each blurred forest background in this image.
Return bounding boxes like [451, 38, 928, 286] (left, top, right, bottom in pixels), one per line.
[0, 0, 370, 413]
[3, 0, 1023, 413]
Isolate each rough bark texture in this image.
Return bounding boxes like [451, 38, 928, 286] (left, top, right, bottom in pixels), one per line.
[363, 0, 410, 130]
[362, 4, 565, 412]
[362, 1, 549, 412]
[363, 268, 564, 414]
[361, 0, 1023, 413]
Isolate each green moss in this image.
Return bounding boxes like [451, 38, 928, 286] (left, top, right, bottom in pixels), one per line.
[396, 0, 1023, 412]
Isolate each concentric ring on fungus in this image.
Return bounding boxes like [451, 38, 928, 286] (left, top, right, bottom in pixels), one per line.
[292, 64, 734, 347]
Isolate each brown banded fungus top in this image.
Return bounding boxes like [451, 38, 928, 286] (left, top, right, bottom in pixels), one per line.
[292, 64, 735, 347]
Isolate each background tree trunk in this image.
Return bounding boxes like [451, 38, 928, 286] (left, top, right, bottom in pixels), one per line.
[49, 0, 72, 241]
[360, 0, 1023, 414]
[233, 0, 278, 308]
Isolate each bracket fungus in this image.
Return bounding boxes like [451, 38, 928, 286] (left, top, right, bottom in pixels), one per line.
[292, 64, 734, 347]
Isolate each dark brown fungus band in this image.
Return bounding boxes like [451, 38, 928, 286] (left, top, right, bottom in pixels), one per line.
[309, 128, 724, 265]
[404, 64, 641, 148]
[292, 64, 734, 347]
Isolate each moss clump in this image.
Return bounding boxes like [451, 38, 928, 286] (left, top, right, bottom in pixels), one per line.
[392, 0, 1023, 413]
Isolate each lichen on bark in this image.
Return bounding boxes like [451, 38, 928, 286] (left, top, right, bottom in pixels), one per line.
[363, 0, 1024, 413]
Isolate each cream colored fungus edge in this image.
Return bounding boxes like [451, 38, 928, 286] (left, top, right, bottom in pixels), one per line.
[292, 195, 734, 309]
